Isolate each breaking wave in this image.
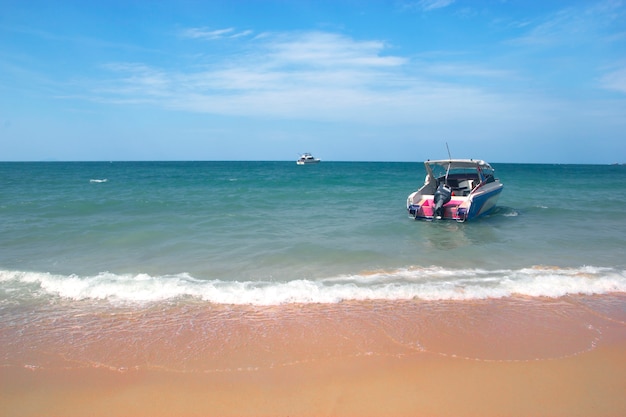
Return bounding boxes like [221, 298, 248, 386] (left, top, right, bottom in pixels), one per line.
[2, 266, 625, 306]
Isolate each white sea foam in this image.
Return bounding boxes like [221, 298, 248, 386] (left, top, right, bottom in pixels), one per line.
[2, 266, 625, 306]
[89, 178, 108, 183]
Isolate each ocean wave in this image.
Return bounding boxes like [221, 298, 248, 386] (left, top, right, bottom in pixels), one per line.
[89, 178, 108, 183]
[1, 266, 625, 306]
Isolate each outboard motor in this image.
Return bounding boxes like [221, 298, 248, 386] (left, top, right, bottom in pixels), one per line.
[433, 183, 452, 219]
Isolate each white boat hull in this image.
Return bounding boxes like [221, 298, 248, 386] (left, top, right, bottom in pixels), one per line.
[296, 153, 320, 165]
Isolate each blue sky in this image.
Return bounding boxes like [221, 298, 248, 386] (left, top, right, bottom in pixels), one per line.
[1, 0, 625, 163]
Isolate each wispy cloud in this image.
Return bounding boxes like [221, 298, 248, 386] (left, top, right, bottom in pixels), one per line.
[181, 27, 253, 40]
[87, 30, 515, 124]
[3, 23, 157, 53]
[262, 32, 405, 68]
[98, 63, 171, 99]
[507, 10, 586, 47]
[399, 0, 455, 12]
[507, 1, 625, 47]
[600, 65, 626, 93]
[419, 0, 455, 11]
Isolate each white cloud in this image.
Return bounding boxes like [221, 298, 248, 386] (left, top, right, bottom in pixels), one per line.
[96, 31, 416, 114]
[507, 1, 625, 47]
[399, 0, 455, 12]
[418, 0, 455, 11]
[181, 27, 253, 40]
[600, 65, 626, 93]
[263, 32, 405, 68]
[86, 30, 544, 126]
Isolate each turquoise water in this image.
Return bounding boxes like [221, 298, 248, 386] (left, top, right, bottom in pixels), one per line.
[1, 161, 625, 305]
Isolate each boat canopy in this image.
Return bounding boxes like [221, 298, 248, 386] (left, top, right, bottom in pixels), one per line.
[425, 159, 492, 169]
[425, 159, 495, 182]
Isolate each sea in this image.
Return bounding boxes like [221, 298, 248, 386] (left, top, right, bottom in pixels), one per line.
[1, 161, 626, 370]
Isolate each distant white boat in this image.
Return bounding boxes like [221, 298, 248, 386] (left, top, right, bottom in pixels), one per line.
[296, 153, 320, 165]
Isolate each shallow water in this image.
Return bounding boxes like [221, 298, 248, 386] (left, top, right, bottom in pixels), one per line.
[1, 161, 625, 306]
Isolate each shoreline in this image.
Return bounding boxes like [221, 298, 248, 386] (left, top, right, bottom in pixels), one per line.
[2, 294, 625, 416]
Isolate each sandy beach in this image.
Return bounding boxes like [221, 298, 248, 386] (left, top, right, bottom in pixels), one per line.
[2, 295, 625, 417]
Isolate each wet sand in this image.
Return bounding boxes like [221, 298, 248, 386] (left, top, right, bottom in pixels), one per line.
[2, 295, 625, 417]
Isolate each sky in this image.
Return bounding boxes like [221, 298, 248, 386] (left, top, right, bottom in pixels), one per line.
[1, 0, 625, 163]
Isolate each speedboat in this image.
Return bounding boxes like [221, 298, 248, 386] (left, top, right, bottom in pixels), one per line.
[407, 159, 503, 222]
[296, 153, 320, 165]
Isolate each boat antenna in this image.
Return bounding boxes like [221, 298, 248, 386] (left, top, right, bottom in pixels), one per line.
[445, 142, 452, 184]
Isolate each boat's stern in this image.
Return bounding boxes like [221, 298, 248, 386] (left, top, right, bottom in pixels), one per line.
[407, 191, 429, 218]
[408, 195, 470, 221]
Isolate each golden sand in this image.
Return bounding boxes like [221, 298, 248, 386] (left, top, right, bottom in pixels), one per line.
[2, 295, 625, 417]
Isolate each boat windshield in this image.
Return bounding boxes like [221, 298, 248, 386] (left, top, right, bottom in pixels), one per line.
[427, 160, 495, 182]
